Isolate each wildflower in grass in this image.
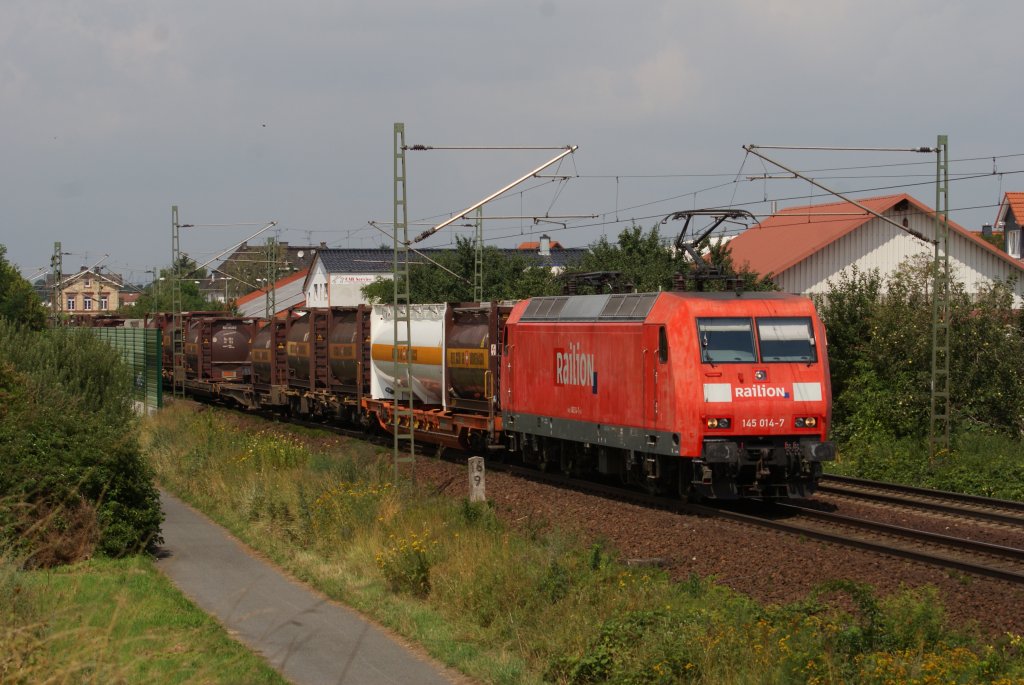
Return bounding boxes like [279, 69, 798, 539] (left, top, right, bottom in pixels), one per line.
[376, 527, 434, 597]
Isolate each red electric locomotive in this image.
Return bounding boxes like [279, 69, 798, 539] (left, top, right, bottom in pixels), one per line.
[501, 291, 834, 499]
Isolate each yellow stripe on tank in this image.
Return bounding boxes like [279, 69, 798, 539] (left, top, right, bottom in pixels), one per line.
[329, 343, 357, 360]
[370, 344, 443, 365]
[287, 342, 310, 356]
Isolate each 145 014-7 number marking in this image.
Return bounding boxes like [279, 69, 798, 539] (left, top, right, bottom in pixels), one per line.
[741, 418, 786, 429]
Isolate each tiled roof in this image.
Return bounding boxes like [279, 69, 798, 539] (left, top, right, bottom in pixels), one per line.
[516, 240, 564, 250]
[57, 269, 125, 289]
[236, 268, 309, 306]
[727, 193, 1022, 276]
[215, 242, 320, 280]
[999, 192, 1024, 226]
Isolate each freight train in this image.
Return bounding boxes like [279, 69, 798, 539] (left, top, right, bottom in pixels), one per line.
[140, 289, 834, 501]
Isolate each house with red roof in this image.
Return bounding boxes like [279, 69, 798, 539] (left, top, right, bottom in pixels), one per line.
[995, 192, 1024, 259]
[727, 193, 1024, 306]
[235, 268, 308, 318]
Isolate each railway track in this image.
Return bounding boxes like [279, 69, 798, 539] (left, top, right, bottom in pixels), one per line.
[202, 401, 1024, 586]
[818, 474, 1024, 527]
[495, 463, 1024, 586]
[765, 500, 1024, 584]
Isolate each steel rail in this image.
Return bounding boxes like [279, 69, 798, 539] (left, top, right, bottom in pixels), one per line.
[774, 502, 1024, 563]
[705, 503, 1024, 585]
[819, 475, 1024, 526]
[498, 465, 1024, 585]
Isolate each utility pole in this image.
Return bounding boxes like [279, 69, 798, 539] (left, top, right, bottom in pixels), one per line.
[171, 205, 185, 398]
[392, 122, 416, 483]
[50, 241, 63, 327]
[929, 135, 951, 460]
[264, 236, 278, 320]
[743, 140, 951, 460]
[473, 207, 484, 302]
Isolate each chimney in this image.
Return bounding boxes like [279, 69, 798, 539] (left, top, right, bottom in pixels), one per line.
[80, 265, 88, 272]
[539, 234, 551, 256]
[982, 223, 993, 237]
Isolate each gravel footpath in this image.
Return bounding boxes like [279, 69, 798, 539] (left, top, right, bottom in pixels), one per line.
[413, 456, 1024, 637]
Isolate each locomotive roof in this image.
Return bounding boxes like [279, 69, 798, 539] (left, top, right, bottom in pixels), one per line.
[519, 291, 805, 322]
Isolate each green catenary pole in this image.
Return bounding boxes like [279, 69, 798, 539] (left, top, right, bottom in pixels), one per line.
[50, 241, 63, 327]
[393, 123, 415, 482]
[929, 135, 951, 460]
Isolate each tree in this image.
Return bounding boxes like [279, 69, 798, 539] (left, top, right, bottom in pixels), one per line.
[127, 258, 228, 315]
[816, 256, 1024, 443]
[361, 237, 561, 304]
[0, 321, 162, 562]
[0, 244, 46, 330]
[568, 224, 678, 293]
[562, 223, 775, 294]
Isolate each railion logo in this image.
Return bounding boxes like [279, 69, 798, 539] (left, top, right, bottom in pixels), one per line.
[735, 386, 790, 399]
[554, 343, 597, 392]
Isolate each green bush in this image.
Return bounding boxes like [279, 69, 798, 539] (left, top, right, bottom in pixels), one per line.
[0, 244, 46, 330]
[817, 259, 1024, 446]
[0, 322, 162, 561]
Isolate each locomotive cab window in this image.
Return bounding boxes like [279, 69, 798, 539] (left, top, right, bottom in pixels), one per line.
[756, 317, 816, 362]
[697, 318, 756, 363]
[658, 326, 668, 363]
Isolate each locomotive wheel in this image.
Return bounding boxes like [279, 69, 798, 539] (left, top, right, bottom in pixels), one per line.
[560, 447, 575, 476]
[539, 440, 559, 472]
[677, 463, 693, 503]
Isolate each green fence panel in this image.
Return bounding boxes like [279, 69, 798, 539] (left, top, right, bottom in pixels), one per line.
[89, 327, 163, 414]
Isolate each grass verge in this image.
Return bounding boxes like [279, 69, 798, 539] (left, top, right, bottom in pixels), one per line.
[1, 553, 287, 684]
[829, 429, 1024, 502]
[143, 402, 1024, 685]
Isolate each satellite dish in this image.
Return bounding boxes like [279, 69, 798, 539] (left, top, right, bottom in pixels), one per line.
[297, 250, 304, 258]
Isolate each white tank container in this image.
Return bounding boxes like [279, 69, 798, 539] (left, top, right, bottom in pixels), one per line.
[370, 303, 447, 406]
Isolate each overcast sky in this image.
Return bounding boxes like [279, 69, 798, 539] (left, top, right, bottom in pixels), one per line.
[3, 0, 1022, 284]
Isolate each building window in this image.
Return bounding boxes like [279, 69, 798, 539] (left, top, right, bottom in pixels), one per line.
[83, 295, 93, 311]
[100, 294, 109, 310]
[1008, 229, 1022, 259]
[67, 296, 76, 310]
[84, 277, 92, 287]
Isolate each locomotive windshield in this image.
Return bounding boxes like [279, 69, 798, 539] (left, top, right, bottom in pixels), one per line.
[697, 318, 756, 363]
[757, 317, 816, 362]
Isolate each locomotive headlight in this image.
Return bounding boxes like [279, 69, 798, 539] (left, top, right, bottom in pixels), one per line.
[707, 418, 718, 428]
[795, 417, 805, 428]
[717, 418, 730, 429]
[805, 417, 817, 428]
[706, 417, 730, 429]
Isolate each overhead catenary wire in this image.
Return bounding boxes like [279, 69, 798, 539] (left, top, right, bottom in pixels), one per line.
[121, 148, 1023, 271]
[477, 165, 1024, 246]
[383, 148, 1024, 250]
